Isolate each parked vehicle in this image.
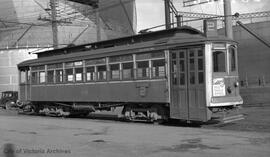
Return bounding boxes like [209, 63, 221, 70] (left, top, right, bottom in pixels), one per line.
[0, 91, 18, 109]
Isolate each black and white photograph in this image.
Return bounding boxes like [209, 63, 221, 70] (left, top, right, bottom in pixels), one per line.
[0, 0, 270, 156]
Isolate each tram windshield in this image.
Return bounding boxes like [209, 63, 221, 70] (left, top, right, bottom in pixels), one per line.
[213, 50, 226, 72]
[229, 46, 236, 72]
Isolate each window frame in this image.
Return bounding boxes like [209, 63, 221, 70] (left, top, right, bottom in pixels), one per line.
[212, 50, 227, 73]
[135, 51, 166, 80]
[96, 64, 107, 81]
[30, 71, 38, 84]
[228, 45, 237, 73]
[30, 65, 45, 84]
[75, 67, 84, 82]
[55, 69, 64, 83]
[85, 66, 96, 82]
[19, 70, 27, 84]
[122, 61, 134, 80]
[39, 71, 46, 84]
[109, 63, 121, 80]
[47, 70, 55, 84]
[65, 68, 74, 83]
[27, 51, 167, 85]
[136, 60, 150, 79]
[47, 63, 63, 84]
[151, 59, 166, 79]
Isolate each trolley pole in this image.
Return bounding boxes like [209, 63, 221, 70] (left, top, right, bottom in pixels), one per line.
[50, 0, 59, 48]
[164, 0, 171, 29]
[224, 0, 233, 39]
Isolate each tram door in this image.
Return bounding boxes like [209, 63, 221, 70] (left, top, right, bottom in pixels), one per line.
[170, 48, 207, 121]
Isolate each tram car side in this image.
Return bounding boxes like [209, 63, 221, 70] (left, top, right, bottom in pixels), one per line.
[17, 22, 243, 123]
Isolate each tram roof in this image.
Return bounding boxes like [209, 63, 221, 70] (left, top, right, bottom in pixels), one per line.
[18, 26, 235, 68]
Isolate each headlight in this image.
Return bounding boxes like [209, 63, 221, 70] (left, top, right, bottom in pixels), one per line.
[234, 81, 239, 87]
[227, 87, 232, 94]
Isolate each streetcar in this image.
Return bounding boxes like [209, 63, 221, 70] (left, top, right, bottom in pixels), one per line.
[17, 20, 243, 123]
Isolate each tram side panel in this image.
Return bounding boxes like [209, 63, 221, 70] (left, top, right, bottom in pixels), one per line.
[19, 84, 31, 102]
[29, 80, 169, 104]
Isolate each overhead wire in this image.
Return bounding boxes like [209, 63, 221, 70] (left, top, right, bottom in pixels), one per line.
[0, 0, 134, 28]
[0, 0, 136, 48]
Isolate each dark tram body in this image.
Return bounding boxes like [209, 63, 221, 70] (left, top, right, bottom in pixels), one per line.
[18, 22, 243, 122]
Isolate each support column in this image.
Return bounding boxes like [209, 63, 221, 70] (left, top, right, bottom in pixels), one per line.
[224, 0, 233, 39]
[50, 0, 59, 48]
[164, 0, 171, 29]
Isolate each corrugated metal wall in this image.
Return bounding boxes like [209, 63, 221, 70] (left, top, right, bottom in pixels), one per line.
[0, 49, 37, 93]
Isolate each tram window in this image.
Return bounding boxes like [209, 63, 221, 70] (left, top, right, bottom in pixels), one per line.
[20, 71, 26, 83]
[173, 74, 178, 85]
[109, 56, 120, 63]
[32, 65, 45, 71]
[180, 73, 185, 85]
[66, 69, 74, 82]
[65, 62, 74, 68]
[109, 55, 133, 63]
[47, 63, 62, 69]
[152, 59, 165, 78]
[151, 51, 165, 58]
[199, 72, 204, 84]
[190, 72, 195, 84]
[136, 53, 151, 60]
[55, 70, 63, 83]
[86, 58, 106, 66]
[27, 70, 30, 83]
[229, 47, 236, 72]
[189, 59, 195, 71]
[47, 64, 55, 70]
[172, 53, 176, 59]
[137, 61, 149, 79]
[198, 50, 203, 57]
[31, 72, 38, 84]
[172, 61, 177, 73]
[86, 67, 95, 81]
[198, 58, 203, 71]
[213, 51, 226, 72]
[122, 62, 133, 79]
[110, 64, 120, 80]
[172, 60, 177, 85]
[179, 51, 185, 59]
[47, 70, 54, 83]
[75, 68, 83, 82]
[189, 50, 194, 57]
[136, 52, 164, 60]
[180, 60, 185, 72]
[39, 71, 46, 83]
[97, 65, 107, 81]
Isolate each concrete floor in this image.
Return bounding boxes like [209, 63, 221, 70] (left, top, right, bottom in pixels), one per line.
[0, 113, 270, 157]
